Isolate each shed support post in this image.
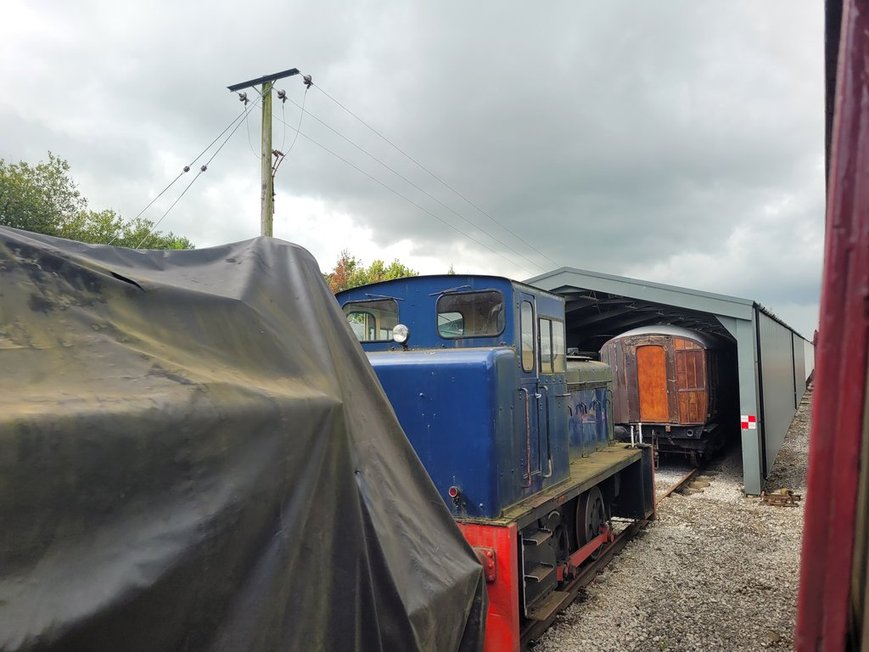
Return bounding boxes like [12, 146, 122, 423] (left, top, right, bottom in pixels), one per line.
[717, 315, 763, 495]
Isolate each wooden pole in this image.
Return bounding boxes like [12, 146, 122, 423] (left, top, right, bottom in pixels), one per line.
[260, 81, 274, 237]
[227, 68, 299, 237]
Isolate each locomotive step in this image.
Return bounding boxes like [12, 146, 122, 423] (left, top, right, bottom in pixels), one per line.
[523, 529, 553, 546]
[524, 563, 556, 583]
[525, 590, 570, 622]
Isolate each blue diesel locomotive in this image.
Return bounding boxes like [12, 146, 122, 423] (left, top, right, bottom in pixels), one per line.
[337, 275, 655, 651]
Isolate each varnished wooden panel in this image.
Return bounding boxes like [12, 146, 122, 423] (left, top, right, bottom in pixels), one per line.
[675, 348, 707, 423]
[636, 345, 668, 422]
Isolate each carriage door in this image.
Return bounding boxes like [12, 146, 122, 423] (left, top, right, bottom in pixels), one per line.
[518, 295, 542, 484]
[636, 345, 669, 422]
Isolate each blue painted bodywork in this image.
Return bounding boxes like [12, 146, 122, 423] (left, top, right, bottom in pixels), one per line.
[568, 386, 610, 457]
[566, 360, 614, 458]
[337, 275, 570, 519]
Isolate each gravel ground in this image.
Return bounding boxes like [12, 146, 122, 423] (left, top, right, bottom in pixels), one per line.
[534, 386, 812, 652]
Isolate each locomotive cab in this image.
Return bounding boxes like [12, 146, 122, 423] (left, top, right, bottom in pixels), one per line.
[339, 276, 570, 518]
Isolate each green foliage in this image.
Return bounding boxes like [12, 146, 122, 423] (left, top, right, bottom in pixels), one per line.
[61, 210, 193, 249]
[0, 153, 193, 249]
[0, 153, 85, 236]
[326, 249, 418, 293]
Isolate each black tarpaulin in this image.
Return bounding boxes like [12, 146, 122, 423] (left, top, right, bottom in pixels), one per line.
[0, 226, 485, 652]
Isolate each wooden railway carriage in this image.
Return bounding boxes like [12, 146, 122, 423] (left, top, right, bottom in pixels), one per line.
[600, 325, 720, 462]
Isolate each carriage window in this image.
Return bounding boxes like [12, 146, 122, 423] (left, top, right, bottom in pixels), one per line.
[342, 299, 399, 342]
[539, 318, 553, 374]
[437, 291, 504, 338]
[520, 301, 534, 372]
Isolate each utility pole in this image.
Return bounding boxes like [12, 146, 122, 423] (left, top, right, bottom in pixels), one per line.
[260, 82, 274, 237]
[228, 68, 300, 237]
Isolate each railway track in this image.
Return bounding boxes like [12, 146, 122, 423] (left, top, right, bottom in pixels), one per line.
[522, 520, 644, 648]
[523, 463, 701, 648]
[656, 465, 702, 504]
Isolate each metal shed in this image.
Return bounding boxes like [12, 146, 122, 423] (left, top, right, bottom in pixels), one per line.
[527, 267, 814, 495]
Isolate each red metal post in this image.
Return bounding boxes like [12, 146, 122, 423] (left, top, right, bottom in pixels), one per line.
[796, 0, 869, 648]
[457, 522, 521, 652]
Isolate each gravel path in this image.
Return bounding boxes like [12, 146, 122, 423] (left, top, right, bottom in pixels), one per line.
[535, 386, 812, 652]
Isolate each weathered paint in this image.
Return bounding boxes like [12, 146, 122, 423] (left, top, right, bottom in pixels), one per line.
[601, 326, 714, 428]
[456, 522, 521, 652]
[337, 276, 570, 518]
[797, 0, 869, 647]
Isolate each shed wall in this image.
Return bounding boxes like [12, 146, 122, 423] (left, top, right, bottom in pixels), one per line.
[804, 339, 816, 379]
[792, 331, 807, 406]
[758, 311, 801, 473]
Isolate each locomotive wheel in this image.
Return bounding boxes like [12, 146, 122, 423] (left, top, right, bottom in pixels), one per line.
[575, 486, 607, 560]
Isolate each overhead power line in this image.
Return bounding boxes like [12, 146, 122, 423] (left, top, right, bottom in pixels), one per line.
[283, 96, 549, 274]
[245, 109, 259, 159]
[273, 112, 540, 278]
[272, 87, 308, 180]
[110, 104, 253, 246]
[136, 98, 259, 248]
[310, 83, 561, 269]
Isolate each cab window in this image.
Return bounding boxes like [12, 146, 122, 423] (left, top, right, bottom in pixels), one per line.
[437, 291, 504, 338]
[342, 299, 399, 342]
[539, 318, 566, 374]
[553, 319, 566, 372]
[520, 301, 534, 372]
[539, 318, 553, 374]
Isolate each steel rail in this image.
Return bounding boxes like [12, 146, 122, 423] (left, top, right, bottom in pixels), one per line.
[520, 520, 645, 648]
[520, 465, 701, 648]
[656, 466, 702, 505]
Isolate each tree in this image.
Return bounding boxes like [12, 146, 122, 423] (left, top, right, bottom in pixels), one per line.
[325, 249, 418, 293]
[0, 153, 85, 236]
[61, 210, 193, 249]
[0, 153, 193, 249]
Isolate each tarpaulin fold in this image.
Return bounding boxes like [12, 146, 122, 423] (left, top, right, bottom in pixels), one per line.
[0, 226, 485, 651]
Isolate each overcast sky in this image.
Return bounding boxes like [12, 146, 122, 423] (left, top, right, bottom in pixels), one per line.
[1, 1, 823, 336]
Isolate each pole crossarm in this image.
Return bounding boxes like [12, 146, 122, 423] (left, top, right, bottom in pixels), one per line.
[227, 66, 301, 237]
[227, 68, 300, 93]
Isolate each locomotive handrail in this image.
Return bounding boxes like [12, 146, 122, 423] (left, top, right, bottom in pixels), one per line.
[519, 387, 533, 487]
[541, 385, 553, 478]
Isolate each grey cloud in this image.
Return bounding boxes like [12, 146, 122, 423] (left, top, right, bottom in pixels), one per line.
[0, 0, 823, 335]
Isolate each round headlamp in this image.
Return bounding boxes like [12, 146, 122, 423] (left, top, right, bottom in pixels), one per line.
[392, 323, 409, 344]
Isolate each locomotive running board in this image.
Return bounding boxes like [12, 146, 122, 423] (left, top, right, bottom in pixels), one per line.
[498, 444, 647, 530]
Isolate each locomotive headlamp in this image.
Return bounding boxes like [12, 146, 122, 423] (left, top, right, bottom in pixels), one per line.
[392, 323, 409, 344]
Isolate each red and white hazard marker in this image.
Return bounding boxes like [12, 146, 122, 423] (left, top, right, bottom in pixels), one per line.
[740, 414, 758, 430]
